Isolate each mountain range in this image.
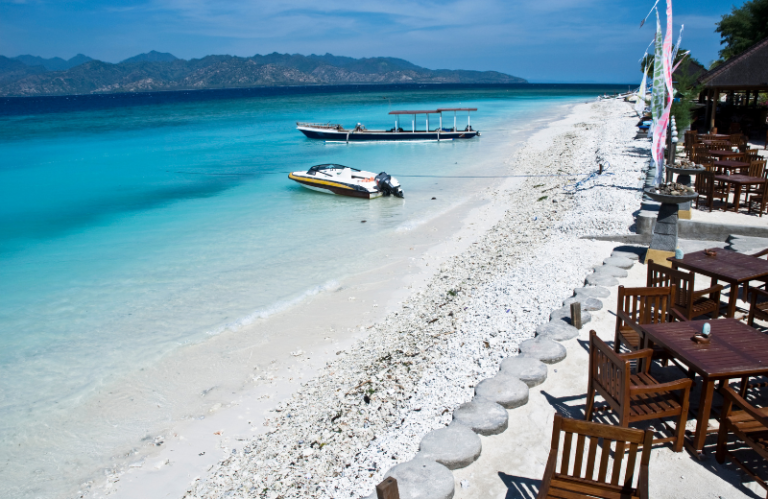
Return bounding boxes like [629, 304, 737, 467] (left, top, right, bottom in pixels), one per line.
[0, 51, 527, 97]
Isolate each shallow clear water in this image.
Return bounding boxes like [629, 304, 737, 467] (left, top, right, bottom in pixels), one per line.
[0, 85, 624, 497]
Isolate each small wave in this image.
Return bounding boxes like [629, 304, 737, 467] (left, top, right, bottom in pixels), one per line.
[206, 280, 339, 336]
[395, 198, 470, 233]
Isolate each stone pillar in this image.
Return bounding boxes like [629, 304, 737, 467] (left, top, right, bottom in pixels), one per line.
[646, 203, 679, 266]
[676, 172, 693, 219]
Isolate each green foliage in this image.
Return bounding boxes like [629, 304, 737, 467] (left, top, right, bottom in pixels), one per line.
[716, 0, 768, 61]
[671, 57, 704, 131]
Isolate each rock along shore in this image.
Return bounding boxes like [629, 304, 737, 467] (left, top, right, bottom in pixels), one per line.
[181, 99, 648, 499]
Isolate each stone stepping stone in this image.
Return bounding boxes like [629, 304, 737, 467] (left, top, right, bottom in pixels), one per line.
[573, 286, 611, 298]
[585, 273, 619, 286]
[592, 265, 628, 278]
[611, 250, 640, 261]
[550, 306, 592, 325]
[520, 336, 567, 364]
[474, 373, 529, 409]
[603, 256, 634, 269]
[452, 399, 508, 436]
[536, 321, 579, 341]
[498, 356, 548, 387]
[375, 458, 455, 499]
[562, 296, 603, 311]
[419, 423, 481, 470]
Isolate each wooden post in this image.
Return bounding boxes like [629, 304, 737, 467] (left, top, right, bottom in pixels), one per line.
[598, 164, 603, 174]
[710, 89, 719, 132]
[376, 477, 400, 499]
[570, 302, 583, 330]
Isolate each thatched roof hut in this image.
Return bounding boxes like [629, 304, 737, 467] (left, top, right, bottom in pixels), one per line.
[697, 36, 768, 132]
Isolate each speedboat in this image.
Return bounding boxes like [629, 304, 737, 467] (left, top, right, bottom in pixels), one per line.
[297, 107, 479, 142]
[288, 164, 404, 199]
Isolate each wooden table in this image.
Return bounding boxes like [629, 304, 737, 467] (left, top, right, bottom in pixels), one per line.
[640, 318, 768, 456]
[709, 150, 741, 159]
[713, 160, 750, 174]
[669, 249, 768, 317]
[713, 174, 766, 212]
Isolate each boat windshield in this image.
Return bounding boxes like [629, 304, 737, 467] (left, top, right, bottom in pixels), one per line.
[308, 164, 360, 173]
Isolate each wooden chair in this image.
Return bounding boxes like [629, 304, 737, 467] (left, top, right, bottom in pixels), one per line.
[696, 170, 718, 211]
[716, 384, 768, 498]
[748, 170, 768, 217]
[646, 260, 723, 320]
[747, 286, 768, 328]
[750, 159, 767, 179]
[586, 331, 692, 453]
[614, 285, 681, 355]
[537, 413, 652, 499]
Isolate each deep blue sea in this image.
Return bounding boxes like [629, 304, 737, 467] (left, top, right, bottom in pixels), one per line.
[0, 84, 627, 497]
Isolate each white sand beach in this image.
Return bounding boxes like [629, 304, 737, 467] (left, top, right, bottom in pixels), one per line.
[87, 98, 712, 499]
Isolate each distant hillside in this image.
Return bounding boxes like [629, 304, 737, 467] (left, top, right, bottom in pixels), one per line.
[0, 52, 527, 97]
[13, 54, 93, 71]
[121, 51, 178, 64]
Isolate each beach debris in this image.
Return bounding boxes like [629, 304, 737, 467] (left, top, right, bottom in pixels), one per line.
[290, 350, 305, 357]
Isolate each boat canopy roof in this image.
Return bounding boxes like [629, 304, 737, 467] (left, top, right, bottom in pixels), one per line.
[388, 110, 439, 115]
[388, 108, 477, 115]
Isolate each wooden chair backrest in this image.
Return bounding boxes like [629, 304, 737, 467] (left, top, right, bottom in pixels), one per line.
[750, 160, 767, 178]
[710, 142, 731, 151]
[692, 145, 712, 167]
[695, 169, 714, 193]
[590, 331, 630, 411]
[549, 413, 652, 491]
[646, 260, 693, 310]
[616, 285, 674, 332]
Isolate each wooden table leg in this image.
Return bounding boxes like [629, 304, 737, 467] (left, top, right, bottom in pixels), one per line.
[726, 281, 738, 318]
[691, 378, 716, 457]
[733, 184, 743, 212]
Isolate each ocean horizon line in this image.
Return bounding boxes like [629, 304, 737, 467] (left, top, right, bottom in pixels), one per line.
[0, 82, 633, 117]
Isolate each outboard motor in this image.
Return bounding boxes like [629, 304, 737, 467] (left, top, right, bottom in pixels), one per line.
[375, 172, 404, 198]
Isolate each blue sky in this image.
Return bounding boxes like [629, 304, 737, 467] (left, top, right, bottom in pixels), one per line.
[0, 0, 743, 82]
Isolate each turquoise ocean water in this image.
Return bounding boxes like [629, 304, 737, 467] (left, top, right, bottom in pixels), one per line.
[0, 85, 625, 497]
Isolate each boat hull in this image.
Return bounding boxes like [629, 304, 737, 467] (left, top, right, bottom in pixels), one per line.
[297, 127, 478, 141]
[288, 173, 380, 198]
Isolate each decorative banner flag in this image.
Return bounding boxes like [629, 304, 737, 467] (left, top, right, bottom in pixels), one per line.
[671, 51, 690, 73]
[635, 62, 649, 116]
[672, 24, 684, 62]
[653, 0, 674, 186]
[650, 9, 665, 164]
[640, 0, 661, 27]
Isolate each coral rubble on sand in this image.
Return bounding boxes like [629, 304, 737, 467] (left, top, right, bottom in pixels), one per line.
[183, 100, 648, 499]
